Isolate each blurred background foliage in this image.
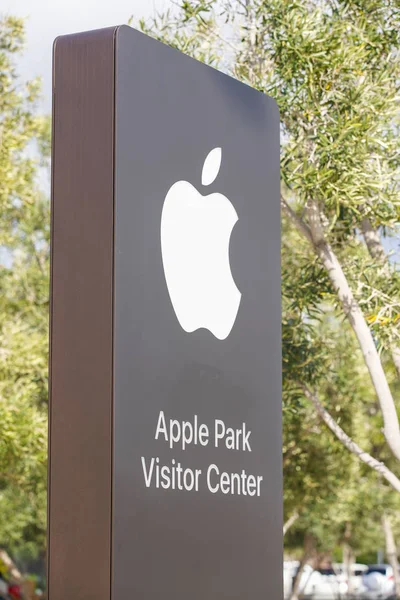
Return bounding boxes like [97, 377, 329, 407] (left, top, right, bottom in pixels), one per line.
[0, 15, 49, 565]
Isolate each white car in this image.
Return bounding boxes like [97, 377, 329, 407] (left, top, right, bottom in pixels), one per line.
[0, 578, 9, 600]
[284, 563, 347, 599]
[333, 562, 368, 595]
[302, 566, 348, 598]
[284, 561, 300, 598]
[361, 564, 395, 599]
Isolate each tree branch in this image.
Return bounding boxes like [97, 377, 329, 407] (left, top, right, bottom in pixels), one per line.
[360, 217, 400, 378]
[0, 549, 22, 582]
[283, 510, 300, 536]
[302, 384, 400, 494]
[382, 513, 400, 597]
[361, 217, 387, 263]
[281, 196, 313, 244]
[282, 195, 400, 462]
[392, 348, 400, 380]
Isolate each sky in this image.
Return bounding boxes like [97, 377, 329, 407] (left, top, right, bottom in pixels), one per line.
[3, 0, 168, 111]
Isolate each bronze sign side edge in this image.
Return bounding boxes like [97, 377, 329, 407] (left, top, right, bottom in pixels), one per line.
[48, 27, 118, 600]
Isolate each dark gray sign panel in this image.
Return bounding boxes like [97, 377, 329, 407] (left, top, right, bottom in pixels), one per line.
[49, 24, 282, 600]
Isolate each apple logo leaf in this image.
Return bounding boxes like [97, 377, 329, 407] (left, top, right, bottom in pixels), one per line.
[201, 147, 222, 186]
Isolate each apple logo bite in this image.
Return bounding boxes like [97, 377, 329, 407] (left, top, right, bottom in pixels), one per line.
[160, 147, 241, 340]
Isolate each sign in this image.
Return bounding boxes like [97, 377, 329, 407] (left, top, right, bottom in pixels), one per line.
[49, 25, 282, 600]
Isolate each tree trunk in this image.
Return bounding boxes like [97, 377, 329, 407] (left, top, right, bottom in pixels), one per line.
[289, 533, 315, 600]
[282, 197, 400, 462]
[382, 513, 400, 599]
[283, 511, 300, 536]
[306, 200, 400, 461]
[342, 522, 354, 597]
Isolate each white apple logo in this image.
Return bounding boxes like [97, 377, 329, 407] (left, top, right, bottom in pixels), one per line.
[161, 147, 241, 340]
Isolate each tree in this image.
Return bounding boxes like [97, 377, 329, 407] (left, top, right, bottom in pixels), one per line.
[0, 15, 50, 557]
